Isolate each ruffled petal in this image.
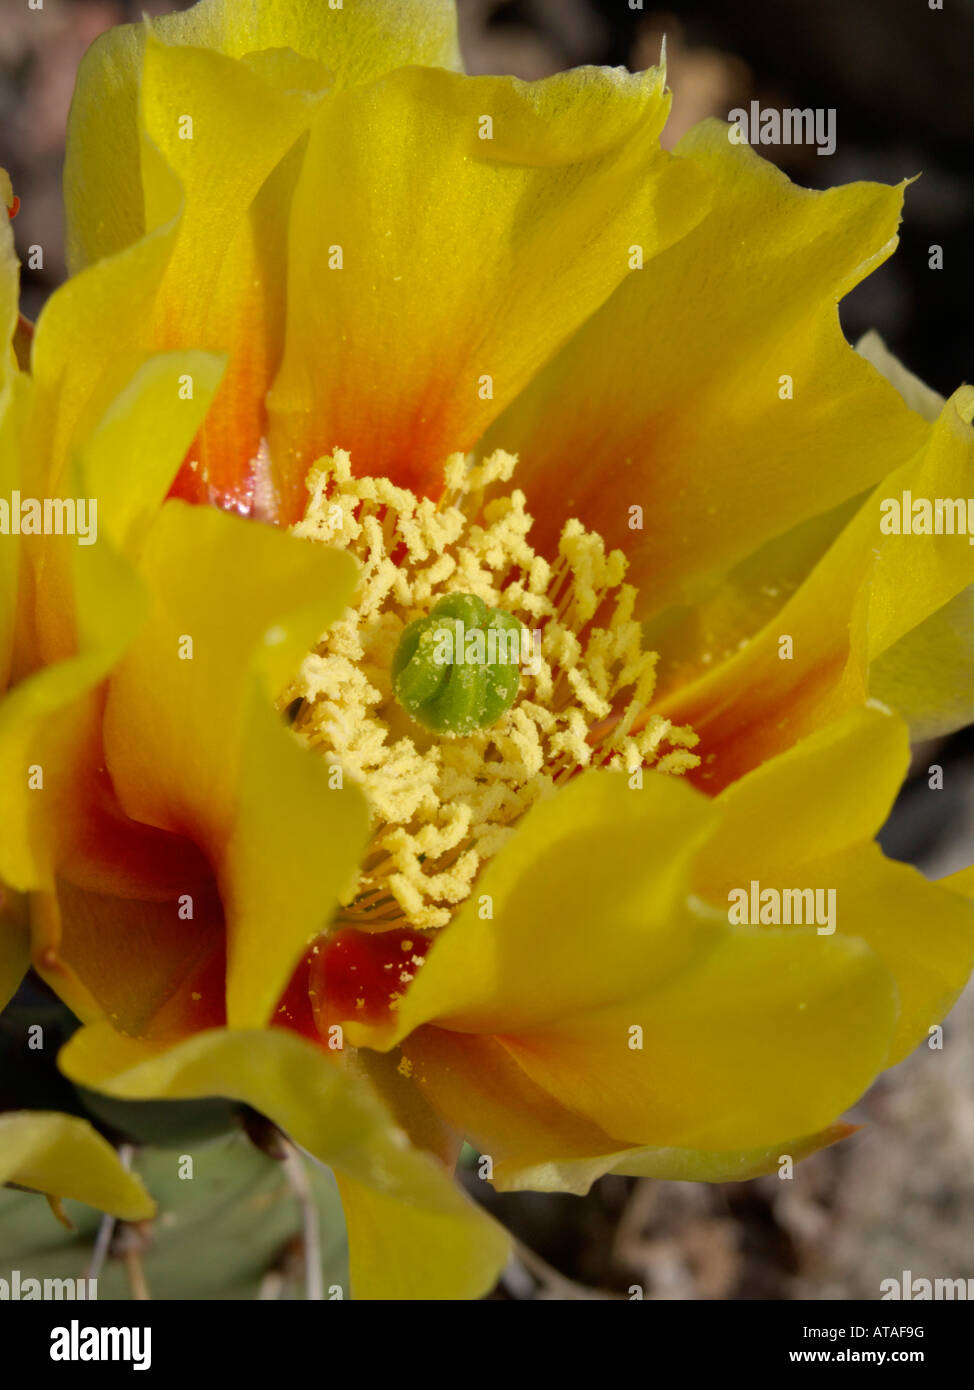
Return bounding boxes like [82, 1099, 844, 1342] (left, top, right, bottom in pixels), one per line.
[861, 388, 974, 659]
[401, 1028, 625, 1173]
[484, 119, 927, 615]
[346, 767, 719, 1048]
[268, 62, 708, 516]
[79, 353, 228, 552]
[29, 227, 184, 495]
[136, 35, 331, 508]
[348, 751, 897, 1154]
[644, 326, 945, 707]
[0, 544, 145, 893]
[694, 706, 974, 1062]
[808, 844, 974, 1063]
[662, 387, 974, 790]
[400, 1028, 857, 1192]
[494, 927, 894, 1151]
[856, 330, 945, 423]
[642, 494, 862, 707]
[699, 705, 909, 888]
[637, 337, 944, 709]
[101, 502, 370, 1026]
[0, 1111, 154, 1220]
[0, 353, 223, 895]
[64, 0, 461, 273]
[167, 0, 463, 84]
[223, 686, 371, 1026]
[59, 1024, 508, 1300]
[942, 865, 974, 902]
[497, 1126, 859, 1195]
[871, 584, 974, 740]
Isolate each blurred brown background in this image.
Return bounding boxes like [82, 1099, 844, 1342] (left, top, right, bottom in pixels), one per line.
[2, 0, 972, 1300]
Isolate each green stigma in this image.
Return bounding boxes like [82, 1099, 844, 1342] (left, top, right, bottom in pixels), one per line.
[391, 593, 524, 735]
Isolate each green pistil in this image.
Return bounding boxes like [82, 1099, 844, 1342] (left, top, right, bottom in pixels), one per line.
[391, 593, 524, 735]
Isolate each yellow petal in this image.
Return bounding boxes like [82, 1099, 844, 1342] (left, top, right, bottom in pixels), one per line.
[101, 502, 370, 1026]
[0, 542, 145, 892]
[699, 705, 909, 890]
[646, 324, 947, 709]
[643, 492, 861, 706]
[361, 721, 906, 1153]
[166, 0, 464, 84]
[638, 336, 948, 708]
[663, 387, 974, 790]
[103, 502, 351, 840]
[942, 864, 974, 902]
[268, 62, 708, 516]
[496, 1125, 858, 1195]
[856, 330, 945, 423]
[137, 36, 333, 507]
[29, 226, 181, 490]
[350, 1048, 460, 1170]
[64, 22, 147, 274]
[335, 1173, 501, 1302]
[80, 351, 227, 552]
[401, 1028, 625, 1177]
[810, 844, 974, 1063]
[497, 926, 895, 1150]
[60, 30, 332, 511]
[862, 387, 974, 658]
[347, 768, 719, 1048]
[870, 584, 974, 740]
[65, 0, 460, 273]
[401, 1029, 855, 1193]
[0, 1111, 154, 1220]
[139, 28, 327, 255]
[0, 352, 223, 892]
[485, 118, 928, 614]
[352, 751, 896, 1152]
[59, 1024, 508, 1300]
[695, 706, 974, 1062]
[224, 686, 371, 1026]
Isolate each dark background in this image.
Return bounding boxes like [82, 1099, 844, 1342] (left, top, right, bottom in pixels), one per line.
[1, 0, 972, 1300]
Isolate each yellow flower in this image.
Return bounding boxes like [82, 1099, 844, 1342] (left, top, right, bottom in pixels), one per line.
[2, 0, 974, 1298]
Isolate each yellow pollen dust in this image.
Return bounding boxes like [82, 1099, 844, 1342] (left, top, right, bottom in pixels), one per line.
[282, 449, 698, 933]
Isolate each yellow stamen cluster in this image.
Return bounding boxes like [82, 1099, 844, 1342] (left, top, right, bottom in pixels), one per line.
[283, 449, 698, 931]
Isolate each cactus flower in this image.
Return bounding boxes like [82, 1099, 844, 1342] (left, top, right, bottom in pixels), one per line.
[2, 0, 974, 1300]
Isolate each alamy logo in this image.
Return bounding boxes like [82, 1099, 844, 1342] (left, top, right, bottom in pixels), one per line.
[727, 880, 836, 935]
[50, 1320, 151, 1371]
[431, 621, 543, 675]
[879, 492, 974, 541]
[728, 101, 836, 156]
[0, 492, 98, 545]
[881, 1271, 974, 1300]
[1, 1269, 97, 1300]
